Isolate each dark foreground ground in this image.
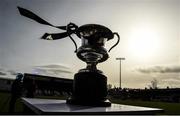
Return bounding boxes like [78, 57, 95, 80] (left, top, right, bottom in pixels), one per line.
[0, 91, 180, 115]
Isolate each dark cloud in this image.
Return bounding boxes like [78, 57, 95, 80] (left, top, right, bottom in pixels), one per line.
[35, 64, 70, 70]
[33, 64, 72, 75]
[34, 68, 72, 74]
[7, 70, 18, 75]
[32, 68, 47, 74]
[0, 71, 6, 75]
[137, 66, 180, 74]
[48, 69, 72, 74]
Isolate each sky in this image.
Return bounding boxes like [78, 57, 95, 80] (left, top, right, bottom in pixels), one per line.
[0, 0, 180, 88]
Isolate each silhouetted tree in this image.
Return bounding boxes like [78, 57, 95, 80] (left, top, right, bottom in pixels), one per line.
[107, 84, 112, 90]
[151, 78, 158, 89]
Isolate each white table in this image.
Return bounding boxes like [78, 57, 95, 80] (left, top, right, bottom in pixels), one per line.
[21, 98, 163, 114]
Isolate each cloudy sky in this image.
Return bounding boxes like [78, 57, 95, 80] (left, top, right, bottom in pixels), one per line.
[0, 0, 180, 88]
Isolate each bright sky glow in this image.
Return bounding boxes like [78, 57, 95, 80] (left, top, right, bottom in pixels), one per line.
[128, 25, 161, 60]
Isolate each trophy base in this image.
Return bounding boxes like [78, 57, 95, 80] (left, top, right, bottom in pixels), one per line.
[66, 98, 111, 107]
[66, 71, 111, 107]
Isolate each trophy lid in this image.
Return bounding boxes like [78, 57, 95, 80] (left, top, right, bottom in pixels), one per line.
[77, 24, 114, 40]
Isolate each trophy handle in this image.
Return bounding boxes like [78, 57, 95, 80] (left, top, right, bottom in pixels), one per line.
[108, 32, 120, 52]
[67, 23, 78, 53]
[68, 34, 78, 53]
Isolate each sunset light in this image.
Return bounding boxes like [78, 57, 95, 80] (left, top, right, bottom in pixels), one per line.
[128, 25, 160, 60]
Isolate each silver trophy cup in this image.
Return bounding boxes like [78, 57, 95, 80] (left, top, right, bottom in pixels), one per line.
[67, 24, 120, 107]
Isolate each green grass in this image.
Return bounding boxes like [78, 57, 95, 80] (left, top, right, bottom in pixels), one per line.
[0, 91, 67, 114]
[109, 97, 180, 115]
[0, 91, 180, 114]
[0, 91, 24, 113]
[0, 91, 11, 113]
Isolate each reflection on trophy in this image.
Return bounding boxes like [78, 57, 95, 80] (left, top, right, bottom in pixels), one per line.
[17, 7, 120, 107]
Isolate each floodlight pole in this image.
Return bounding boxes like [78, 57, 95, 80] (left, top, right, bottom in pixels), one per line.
[116, 57, 125, 89]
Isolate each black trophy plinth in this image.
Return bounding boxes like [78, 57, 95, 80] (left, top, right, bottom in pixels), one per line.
[66, 71, 111, 107]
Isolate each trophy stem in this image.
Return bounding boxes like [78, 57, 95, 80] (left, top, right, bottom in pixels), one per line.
[86, 62, 97, 71]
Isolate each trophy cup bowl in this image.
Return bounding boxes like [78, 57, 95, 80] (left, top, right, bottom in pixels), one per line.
[67, 24, 119, 107]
